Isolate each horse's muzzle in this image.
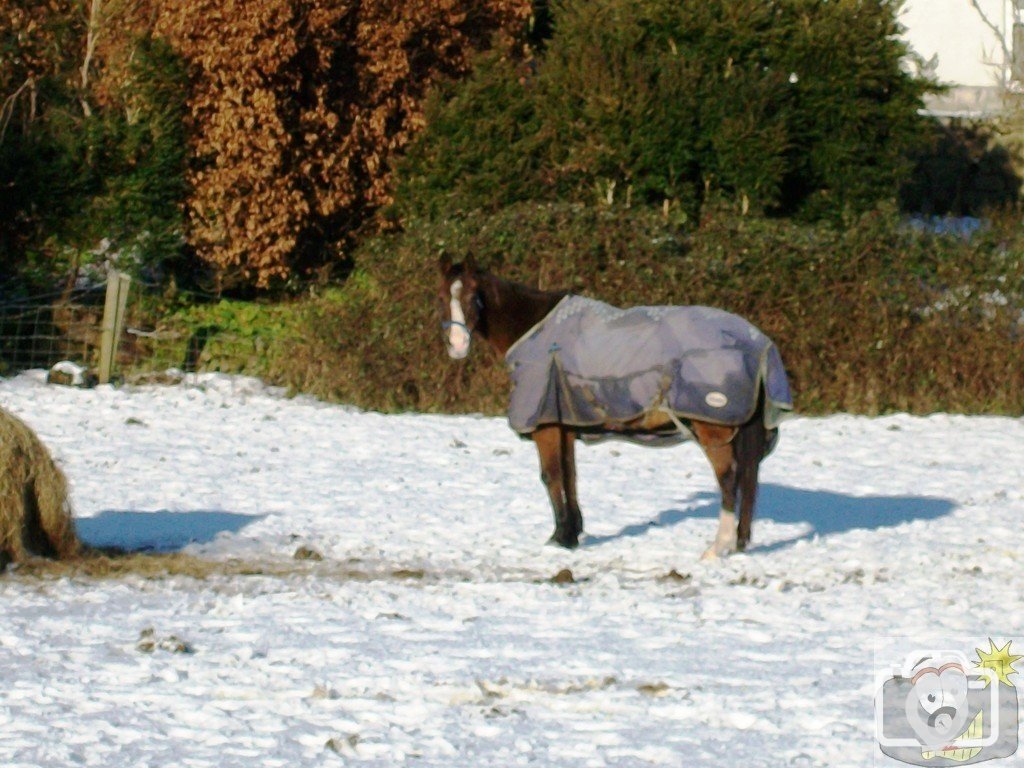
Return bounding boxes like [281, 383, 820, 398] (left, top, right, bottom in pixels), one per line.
[447, 343, 470, 360]
[444, 321, 471, 359]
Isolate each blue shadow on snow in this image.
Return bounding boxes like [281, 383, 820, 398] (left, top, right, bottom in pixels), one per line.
[76, 509, 265, 552]
[584, 483, 956, 552]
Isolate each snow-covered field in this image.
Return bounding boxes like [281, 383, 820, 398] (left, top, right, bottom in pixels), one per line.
[1, 371, 1023, 767]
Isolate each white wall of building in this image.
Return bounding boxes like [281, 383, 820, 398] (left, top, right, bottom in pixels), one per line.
[900, 0, 1013, 87]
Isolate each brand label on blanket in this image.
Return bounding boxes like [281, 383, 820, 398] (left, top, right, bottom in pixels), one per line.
[705, 391, 728, 408]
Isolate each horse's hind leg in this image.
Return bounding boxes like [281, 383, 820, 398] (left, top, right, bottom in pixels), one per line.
[733, 428, 765, 552]
[692, 421, 739, 560]
[734, 418, 767, 552]
[562, 428, 584, 538]
[533, 425, 581, 548]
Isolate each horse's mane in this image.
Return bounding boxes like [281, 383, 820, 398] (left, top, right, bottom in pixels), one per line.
[477, 270, 568, 305]
[471, 270, 568, 355]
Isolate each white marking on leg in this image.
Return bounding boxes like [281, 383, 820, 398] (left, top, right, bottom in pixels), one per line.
[447, 279, 470, 359]
[701, 508, 738, 560]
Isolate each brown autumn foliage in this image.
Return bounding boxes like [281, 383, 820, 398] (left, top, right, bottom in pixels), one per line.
[155, 0, 531, 288]
[2, 0, 530, 288]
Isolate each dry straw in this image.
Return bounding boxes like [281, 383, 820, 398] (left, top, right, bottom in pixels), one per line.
[0, 405, 79, 568]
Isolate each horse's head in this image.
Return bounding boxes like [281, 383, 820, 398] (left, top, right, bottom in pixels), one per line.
[438, 253, 483, 360]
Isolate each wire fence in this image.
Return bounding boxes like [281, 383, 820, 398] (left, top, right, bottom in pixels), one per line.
[0, 284, 106, 374]
[0, 276, 268, 385]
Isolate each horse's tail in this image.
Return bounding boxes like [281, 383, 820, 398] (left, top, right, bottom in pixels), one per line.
[734, 385, 769, 551]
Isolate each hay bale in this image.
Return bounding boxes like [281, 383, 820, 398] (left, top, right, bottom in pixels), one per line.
[0, 406, 79, 568]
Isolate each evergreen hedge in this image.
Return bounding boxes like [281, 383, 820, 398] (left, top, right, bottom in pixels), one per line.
[396, 0, 934, 223]
[183, 204, 1024, 417]
[0, 34, 188, 288]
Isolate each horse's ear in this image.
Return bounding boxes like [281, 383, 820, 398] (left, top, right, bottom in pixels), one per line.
[438, 251, 452, 275]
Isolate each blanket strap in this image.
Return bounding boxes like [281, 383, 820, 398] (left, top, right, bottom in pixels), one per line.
[658, 405, 737, 447]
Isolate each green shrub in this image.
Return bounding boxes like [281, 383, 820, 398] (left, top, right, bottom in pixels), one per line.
[162, 204, 1024, 417]
[395, 0, 934, 222]
[900, 121, 1022, 215]
[0, 35, 188, 289]
[772, 0, 935, 218]
[536, 0, 788, 216]
[88, 37, 189, 278]
[122, 292, 302, 377]
[393, 51, 549, 219]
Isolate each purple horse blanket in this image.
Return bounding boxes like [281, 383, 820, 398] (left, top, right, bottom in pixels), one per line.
[505, 296, 792, 446]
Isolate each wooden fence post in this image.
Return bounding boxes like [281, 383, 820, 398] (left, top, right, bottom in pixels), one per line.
[1014, 23, 1024, 84]
[97, 271, 131, 384]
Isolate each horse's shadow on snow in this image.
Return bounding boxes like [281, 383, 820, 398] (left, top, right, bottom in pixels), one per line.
[76, 510, 265, 552]
[584, 483, 956, 553]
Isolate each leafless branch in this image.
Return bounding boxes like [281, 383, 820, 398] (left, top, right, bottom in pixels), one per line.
[79, 0, 104, 117]
[967, 0, 1012, 64]
[0, 78, 35, 145]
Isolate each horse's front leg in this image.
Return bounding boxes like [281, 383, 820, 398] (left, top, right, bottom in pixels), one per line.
[533, 425, 581, 548]
[693, 422, 739, 560]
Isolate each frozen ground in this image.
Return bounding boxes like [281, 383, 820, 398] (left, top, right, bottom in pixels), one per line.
[1, 371, 1023, 767]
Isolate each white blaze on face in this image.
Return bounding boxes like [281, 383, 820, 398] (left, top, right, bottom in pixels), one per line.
[447, 279, 471, 359]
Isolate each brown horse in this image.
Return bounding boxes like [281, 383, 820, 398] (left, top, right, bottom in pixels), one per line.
[438, 256, 787, 559]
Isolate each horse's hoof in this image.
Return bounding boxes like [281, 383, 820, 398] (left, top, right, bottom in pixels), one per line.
[546, 534, 579, 550]
[701, 545, 735, 561]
